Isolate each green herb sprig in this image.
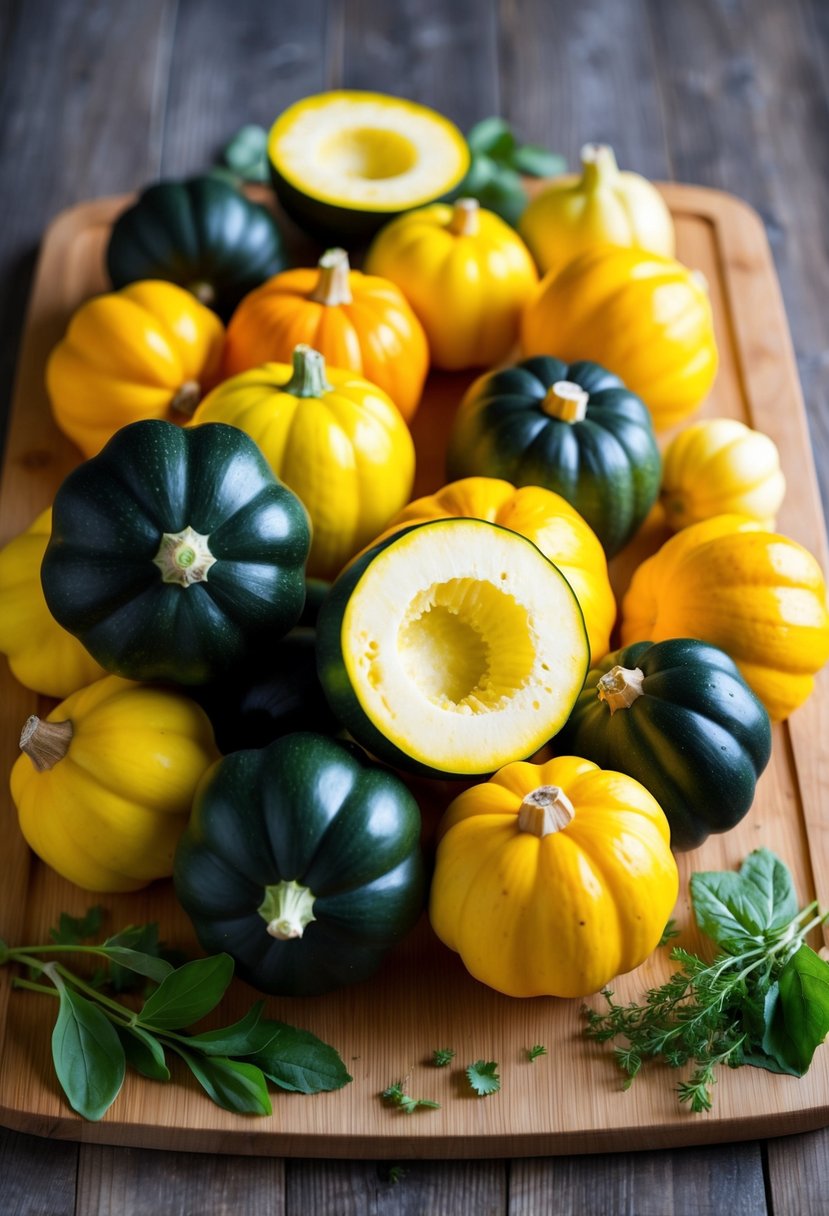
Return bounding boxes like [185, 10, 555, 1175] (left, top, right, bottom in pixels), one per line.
[466, 1059, 500, 1096]
[1, 911, 351, 1122]
[584, 849, 829, 1111]
[382, 1080, 441, 1114]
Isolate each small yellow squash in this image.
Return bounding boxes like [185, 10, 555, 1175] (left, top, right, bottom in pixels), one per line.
[519, 143, 675, 277]
[369, 477, 616, 659]
[222, 247, 429, 421]
[660, 418, 786, 530]
[11, 675, 219, 892]
[0, 509, 106, 697]
[190, 344, 415, 580]
[621, 514, 829, 720]
[364, 196, 538, 370]
[521, 245, 718, 429]
[429, 755, 678, 998]
[46, 280, 225, 457]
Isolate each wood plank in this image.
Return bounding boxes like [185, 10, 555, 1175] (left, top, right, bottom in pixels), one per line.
[160, 0, 330, 176]
[765, 1127, 829, 1216]
[497, 0, 671, 178]
[75, 1144, 285, 1216]
[0, 1127, 78, 1216]
[287, 1158, 507, 1214]
[0, 185, 827, 1162]
[509, 1143, 768, 1216]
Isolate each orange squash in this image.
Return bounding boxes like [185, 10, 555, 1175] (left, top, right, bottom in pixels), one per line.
[222, 248, 428, 421]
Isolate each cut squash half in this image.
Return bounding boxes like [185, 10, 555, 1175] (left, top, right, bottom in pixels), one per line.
[268, 91, 470, 240]
[316, 519, 590, 777]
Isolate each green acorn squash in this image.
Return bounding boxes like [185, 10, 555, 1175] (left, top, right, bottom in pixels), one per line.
[106, 176, 286, 318]
[316, 518, 590, 778]
[41, 420, 310, 685]
[173, 732, 424, 996]
[447, 357, 661, 556]
[268, 91, 470, 241]
[557, 638, 772, 850]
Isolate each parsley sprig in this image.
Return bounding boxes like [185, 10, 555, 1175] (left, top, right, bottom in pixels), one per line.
[1, 910, 351, 1121]
[584, 849, 829, 1111]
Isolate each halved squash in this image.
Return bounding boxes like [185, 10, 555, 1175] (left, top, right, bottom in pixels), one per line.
[316, 518, 590, 777]
[268, 91, 470, 240]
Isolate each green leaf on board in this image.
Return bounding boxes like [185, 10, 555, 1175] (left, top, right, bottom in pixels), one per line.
[114, 1023, 170, 1083]
[52, 987, 126, 1121]
[138, 954, 234, 1030]
[466, 1059, 500, 1096]
[763, 945, 829, 1075]
[509, 143, 567, 178]
[249, 1022, 353, 1094]
[49, 907, 105, 946]
[175, 1048, 273, 1117]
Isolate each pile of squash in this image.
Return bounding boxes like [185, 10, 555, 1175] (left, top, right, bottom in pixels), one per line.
[3, 90, 829, 1003]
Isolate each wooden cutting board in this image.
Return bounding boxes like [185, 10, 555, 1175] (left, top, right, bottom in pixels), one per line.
[0, 185, 827, 1158]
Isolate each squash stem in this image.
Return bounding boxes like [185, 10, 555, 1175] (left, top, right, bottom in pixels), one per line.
[449, 197, 480, 237]
[309, 248, 353, 306]
[170, 379, 202, 417]
[597, 665, 646, 714]
[259, 879, 317, 941]
[580, 143, 619, 190]
[518, 785, 575, 836]
[542, 381, 589, 422]
[282, 344, 333, 398]
[19, 716, 73, 771]
[153, 525, 217, 587]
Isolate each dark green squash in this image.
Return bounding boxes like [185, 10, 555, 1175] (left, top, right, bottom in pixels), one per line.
[106, 176, 287, 319]
[557, 638, 772, 850]
[41, 419, 310, 685]
[173, 732, 425, 996]
[447, 357, 661, 556]
[193, 626, 340, 754]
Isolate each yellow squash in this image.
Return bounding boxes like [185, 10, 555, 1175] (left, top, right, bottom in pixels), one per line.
[519, 143, 675, 277]
[369, 477, 615, 659]
[660, 417, 786, 530]
[364, 197, 538, 370]
[46, 280, 225, 457]
[429, 755, 678, 998]
[11, 675, 219, 892]
[0, 508, 106, 697]
[190, 344, 415, 580]
[222, 248, 429, 421]
[621, 514, 829, 720]
[521, 245, 718, 429]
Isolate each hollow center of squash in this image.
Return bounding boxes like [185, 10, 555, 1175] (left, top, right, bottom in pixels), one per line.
[397, 578, 535, 712]
[319, 127, 418, 180]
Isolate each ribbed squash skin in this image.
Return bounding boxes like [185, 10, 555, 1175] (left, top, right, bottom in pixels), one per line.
[447, 357, 661, 556]
[558, 638, 772, 851]
[41, 420, 310, 685]
[106, 176, 286, 319]
[174, 732, 424, 997]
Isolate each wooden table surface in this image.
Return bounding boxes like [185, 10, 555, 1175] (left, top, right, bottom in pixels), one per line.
[1, 1, 827, 1213]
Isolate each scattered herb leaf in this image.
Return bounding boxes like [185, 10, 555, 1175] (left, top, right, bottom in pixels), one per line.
[382, 1081, 441, 1114]
[526, 1044, 547, 1062]
[658, 919, 680, 947]
[584, 849, 829, 1111]
[222, 124, 270, 183]
[387, 1165, 407, 1185]
[432, 1047, 455, 1067]
[466, 1059, 500, 1097]
[49, 907, 105, 945]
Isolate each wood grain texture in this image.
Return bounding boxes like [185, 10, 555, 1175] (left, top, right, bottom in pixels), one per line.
[0, 186, 827, 1164]
[287, 1158, 507, 1214]
[765, 1127, 829, 1216]
[0, 1127, 78, 1216]
[509, 1143, 768, 1216]
[76, 1145, 285, 1216]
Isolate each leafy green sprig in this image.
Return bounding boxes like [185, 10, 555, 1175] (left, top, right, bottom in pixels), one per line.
[1, 910, 351, 1122]
[381, 1080, 440, 1114]
[584, 849, 829, 1111]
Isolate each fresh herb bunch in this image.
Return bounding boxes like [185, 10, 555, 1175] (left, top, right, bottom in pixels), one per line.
[0, 910, 351, 1122]
[584, 849, 829, 1111]
[456, 117, 566, 226]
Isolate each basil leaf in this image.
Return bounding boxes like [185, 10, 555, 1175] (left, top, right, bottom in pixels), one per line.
[138, 954, 234, 1030]
[52, 987, 125, 1121]
[474, 172, 528, 227]
[762, 945, 829, 1075]
[114, 1024, 170, 1082]
[509, 145, 567, 178]
[467, 117, 515, 159]
[49, 907, 104, 945]
[101, 947, 174, 986]
[175, 1048, 272, 1116]
[739, 849, 799, 931]
[186, 1001, 278, 1057]
[248, 1021, 353, 1094]
[457, 153, 499, 196]
[223, 124, 270, 182]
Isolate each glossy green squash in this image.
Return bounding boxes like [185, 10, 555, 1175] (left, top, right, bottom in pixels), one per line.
[41, 420, 310, 685]
[557, 638, 772, 850]
[447, 357, 661, 556]
[106, 176, 286, 319]
[174, 732, 425, 996]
